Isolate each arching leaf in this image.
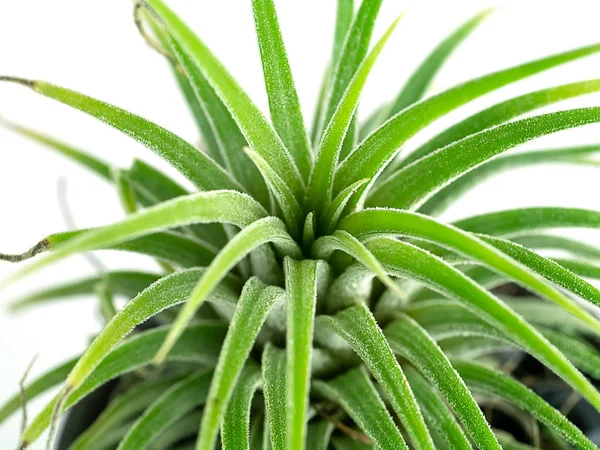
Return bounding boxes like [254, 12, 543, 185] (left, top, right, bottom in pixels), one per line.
[197, 278, 284, 450]
[313, 367, 408, 449]
[318, 304, 435, 450]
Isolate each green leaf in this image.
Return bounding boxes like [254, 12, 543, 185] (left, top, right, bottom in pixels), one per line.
[0, 357, 76, 426]
[512, 233, 600, 262]
[128, 159, 228, 247]
[365, 237, 600, 411]
[322, 178, 370, 234]
[117, 370, 212, 450]
[553, 258, 600, 279]
[149, 411, 203, 450]
[385, 314, 500, 449]
[9, 271, 159, 311]
[1, 77, 241, 192]
[404, 78, 600, 169]
[331, 435, 373, 450]
[137, 8, 224, 167]
[164, 37, 271, 208]
[476, 235, 600, 312]
[403, 367, 472, 450]
[144, 0, 305, 200]
[155, 217, 300, 364]
[284, 258, 319, 450]
[313, 367, 408, 449]
[69, 375, 181, 450]
[542, 328, 600, 379]
[311, 230, 404, 300]
[0, 118, 111, 179]
[65, 269, 235, 395]
[322, 0, 383, 131]
[335, 42, 600, 194]
[339, 209, 600, 333]
[307, 15, 401, 216]
[318, 304, 435, 450]
[197, 278, 284, 450]
[46, 229, 216, 269]
[244, 147, 303, 236]
[368, 108, 600, 210]
[306, 420, 334, 450]
[1, 190, 266, 284]
[312, 0, 355, 142]
[262, 344, 287, 450]
[252, 0, 313, 180]
[454, 207, 600, 237]
[389, 9, 493, 118]
[452, 360, 597, 450]
[419, 145, 600, 216]
[112, 167, 138, 215]
[221, 363, 262, 450]
[21, 322, 227, 447]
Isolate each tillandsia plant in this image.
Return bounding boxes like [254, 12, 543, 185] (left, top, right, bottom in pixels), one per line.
[2, 0, 600, 449]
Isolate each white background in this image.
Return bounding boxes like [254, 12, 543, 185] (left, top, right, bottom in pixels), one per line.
[1, 0, 600, 447]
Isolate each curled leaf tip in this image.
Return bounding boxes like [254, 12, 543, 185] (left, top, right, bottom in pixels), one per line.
[0, 76, 35, 88]
[0, 239, 50, 263]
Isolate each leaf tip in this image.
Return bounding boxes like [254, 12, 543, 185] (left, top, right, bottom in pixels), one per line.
[0, 76, 35, 89]
[0, 239, 50, 263]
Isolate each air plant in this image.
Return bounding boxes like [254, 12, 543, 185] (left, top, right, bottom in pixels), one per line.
[1, 1, 600, 449]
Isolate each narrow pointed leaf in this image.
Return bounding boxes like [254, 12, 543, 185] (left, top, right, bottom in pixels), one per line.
[1, 191, 266, 285]
[306, 420, 334, 450]
[284, 259, 318, 450]
[262, 344, 287, 450]
[307, 15, 401, 214]
[150, 412, 203, 450]
[245, 147, 303, 236]
[117, 370, 212, 450]
[21, 322, 227, 447]
[368, 108, 600, 210]
[513, 233, 600, 261]
[385, 314, 500, 449]
[221, 363, 262, 450]
[0, 118, 111, 179]
[155, 217, 300, 364]
[419, 145, 600, 216]
[313, 367, 408, 449]
[340, 209, 600, 333]
[323, 0, 383, 129]
[403, 367, 472, 450]
[454, 206, 600, 237]
[366, 237, 600, 411]
[323, 178, 370, 234]
[390, 9, 493, 117]
[252, 0, 313, 180]
[405, 78, 600, 169]
[64, 269, 236, 395]
[553, 258, 600, 279]
[197, 278, 284, 450]
[70, 376, 181, 450]
[128, 159, 228, 246]
[478, 234, 600, 311]
[543, 328, 600, 379]
[311, 230, 404, 299]
[9, 271, 160, 311]
[319, 304, 435, 450]
[312, 0, 354, 144]
[164, 36, 271, 207]
[0, 78, 241, 192]
[453, 360, 597, 450]
[145, 0, 305, 198]
[335, 42, 600, 194]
